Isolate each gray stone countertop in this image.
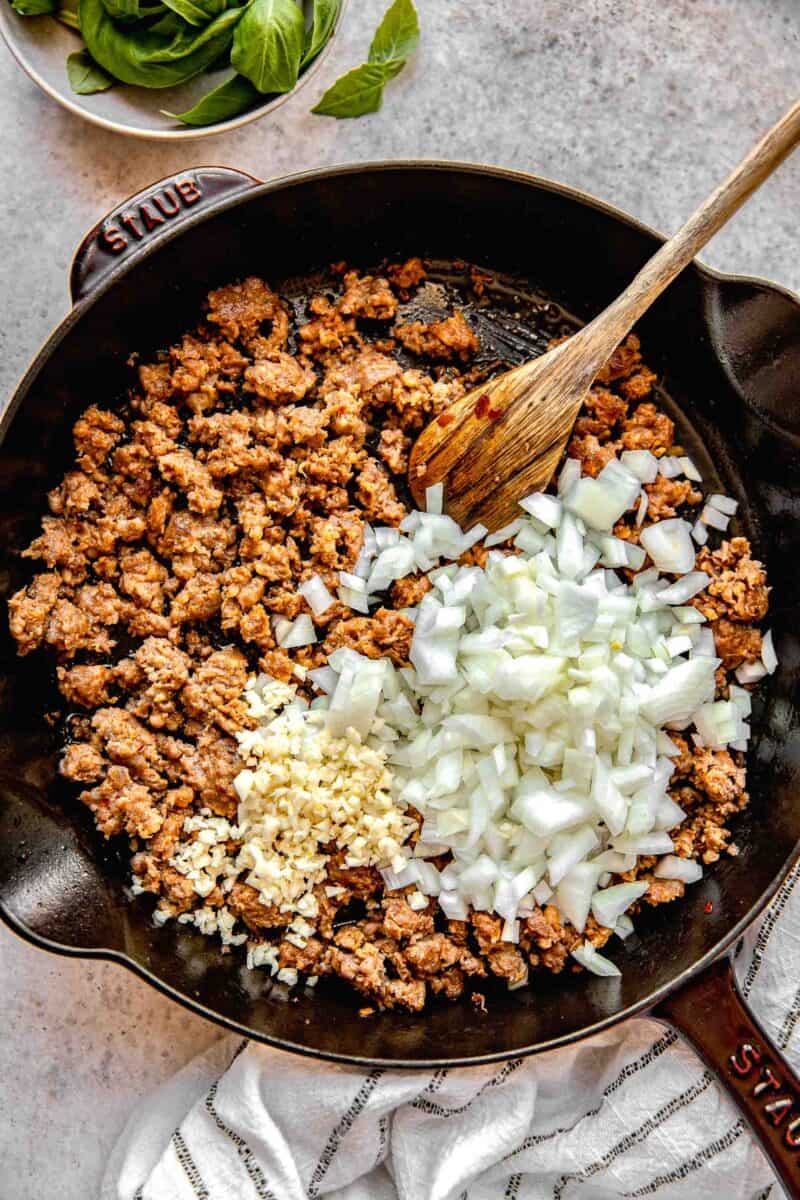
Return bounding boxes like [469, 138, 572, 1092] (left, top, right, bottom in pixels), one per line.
[1, 2, 799, 1196]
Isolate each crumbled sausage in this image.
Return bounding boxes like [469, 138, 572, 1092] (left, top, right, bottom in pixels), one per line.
[182, 648, 253, 736]
[244, 353, 316, 405]
[338, 271, 398, 321]
[323, 608, 414, 668]
[693, 538, 769, 623]
[57, 664, 115, 709]
[644, 474, 702, 521]
[355, 459, 406, 525]
[395, 311, 479, 362]
[227, 882, 284, 931]
[386, 257, 426, 292]
[621, 403, 674, 455]
[712, 617, 762, 669]
[8, 266, 768, 1013]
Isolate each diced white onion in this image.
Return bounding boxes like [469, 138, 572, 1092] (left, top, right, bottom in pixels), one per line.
[425, 483, 444, 515]
[308, 665, 338, 694]
[656, 572, 709, 605]
[701, 505, 729, 532]
[639, 519, 696, 574]
[612, 831, 674, 855]
[691, 519, 708, 546]
[299, 574, 335, 617]
[564, 463, 640, 533]
[279, 614, 317, 649]
[571, 941, 621, 977]
[635, 494, 649, 527]
[339, 571, 366, 593]
[485, 519, 523, 548]
[653, 855, 703, 884]
[658, 456, 683, 478]
[708, 493, 737, 515]
[621, 450, 658, 483]
[519, 492, 562, 529]
[640, 657, 717, 724]
[558, 457, 582, 495]
[692, 700, 741, 749]
[591, 881, 649, 929]
[736, 660, 768, 684]
[761, 629, 778, 674]
[678, 456, 702, 482]
[338, 587, 370, 614]
[555, 862, 600, 933]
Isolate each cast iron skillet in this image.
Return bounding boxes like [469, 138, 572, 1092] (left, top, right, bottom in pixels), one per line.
[1, 163, 800, 1189]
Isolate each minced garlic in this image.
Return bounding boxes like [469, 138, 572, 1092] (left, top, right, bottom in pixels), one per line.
[168, 676, 416, 946]
[234, 702, 415, 913]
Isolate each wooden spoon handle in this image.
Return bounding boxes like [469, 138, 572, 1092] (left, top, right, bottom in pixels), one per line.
[580, 96, 800, 360]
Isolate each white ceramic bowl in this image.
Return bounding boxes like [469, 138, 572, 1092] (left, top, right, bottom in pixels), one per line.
[0, 0, 347, 139]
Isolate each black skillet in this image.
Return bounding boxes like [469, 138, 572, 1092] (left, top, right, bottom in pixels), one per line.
[1, 163, 799, 1190]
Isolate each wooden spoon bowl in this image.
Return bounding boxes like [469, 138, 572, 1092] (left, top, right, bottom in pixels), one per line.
[410, 96, 800, 531]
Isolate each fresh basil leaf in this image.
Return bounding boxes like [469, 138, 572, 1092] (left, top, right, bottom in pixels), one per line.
[66, 47, 114, 92]
[166, 71, 257, 123]
[79, 0, 245, 87]
[231, 0, 303, 93]
[11, 0, 57, 15]
[368, 0, 418, 65]
[160, 0, 224, 28]
[300, 0, 338, 68]
[312, 59, 399, 118]
[311, 0, 417, 120]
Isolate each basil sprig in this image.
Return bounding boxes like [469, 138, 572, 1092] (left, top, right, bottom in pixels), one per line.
[8, 0, 342, 128]
[312, 0, 418, 119]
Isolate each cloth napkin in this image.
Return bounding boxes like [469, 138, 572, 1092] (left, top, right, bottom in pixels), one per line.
[103, 862, 800, 1200]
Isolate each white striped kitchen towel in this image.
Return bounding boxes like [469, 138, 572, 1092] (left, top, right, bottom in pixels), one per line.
[103, 864, 800, 1200]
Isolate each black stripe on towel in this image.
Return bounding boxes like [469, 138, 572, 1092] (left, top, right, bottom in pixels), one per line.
[412, 1059, 524, 1117]
[172, 1129, 209, 1200]
[503, 1029, 678, 1163]
[307, 1069, 385, 1197]
[741, 861, 800, 998]
[373, 1114, 389, 1168]
[204, 1080, 277, 1200]
[504, 1173, 522, 1199]
[552, 1071, 714, 1199]
[777, 980, 800, 1050]
[622, 1118, 746, 1196]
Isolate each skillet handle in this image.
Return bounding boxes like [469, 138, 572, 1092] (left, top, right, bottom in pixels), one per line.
[654, 955, 800, 1196]
[69, 167, 259, 305]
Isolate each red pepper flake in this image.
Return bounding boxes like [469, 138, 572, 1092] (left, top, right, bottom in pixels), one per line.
[475, 393, 491, 418]
[704, 900, 713, 914]
[437, 411, 455, 427]
[488, 406, 503, 421]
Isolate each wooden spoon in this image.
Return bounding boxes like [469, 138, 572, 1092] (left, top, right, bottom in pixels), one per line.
[409, 98, 800, 532]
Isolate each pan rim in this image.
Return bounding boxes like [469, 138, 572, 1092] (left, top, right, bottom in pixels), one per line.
[2, 157, 798, 1066]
